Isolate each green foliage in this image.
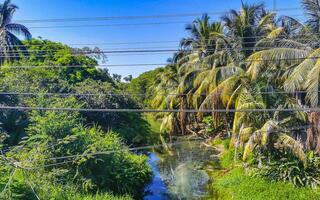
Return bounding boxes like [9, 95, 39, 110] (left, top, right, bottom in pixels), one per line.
[254, 154, 320, 188]
[73, 79, 155, 145]
[0, 166, 133, 200]
[208, 167, 320, 200]
[9, 96, 152, 198]
[203, 116, 214, 133]
[71, 127, 152, 196]
[128, 67, 165, 107]
[220, 148, 238, 169]
[0, 38, 155, 146]
[13, 39, 112, 84]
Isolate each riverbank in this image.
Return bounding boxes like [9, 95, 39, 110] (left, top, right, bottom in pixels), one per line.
[207, 139, 320, 200]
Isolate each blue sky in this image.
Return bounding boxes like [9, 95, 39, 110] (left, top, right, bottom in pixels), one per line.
[12, 0, 304, 78]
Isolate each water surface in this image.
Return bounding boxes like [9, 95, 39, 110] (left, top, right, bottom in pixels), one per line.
[144, 138, 217, 200]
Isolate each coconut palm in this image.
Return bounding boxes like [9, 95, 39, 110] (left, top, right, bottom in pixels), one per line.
[211, 2, 275, 66]
[243, 120, 306, 165]
[302, 0, 320, 34]
[244, 0, 320, 153]
[0, 0, 32, 65]
[156, 15, 226, 135]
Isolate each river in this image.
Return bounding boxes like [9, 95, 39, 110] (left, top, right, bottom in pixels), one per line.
[143, 138, 218, 200]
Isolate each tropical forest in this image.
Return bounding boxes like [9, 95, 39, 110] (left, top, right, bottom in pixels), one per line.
[1, 0, 320, 199]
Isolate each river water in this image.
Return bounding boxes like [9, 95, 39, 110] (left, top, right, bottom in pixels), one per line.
[144, 138, 218, 200]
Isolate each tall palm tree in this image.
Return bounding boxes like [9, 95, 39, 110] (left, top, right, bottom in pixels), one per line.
[0, 0, 32, 64]
[213, 2, 275, 65]
[157, 15, 226, 135]
[244, 0, 320, 153]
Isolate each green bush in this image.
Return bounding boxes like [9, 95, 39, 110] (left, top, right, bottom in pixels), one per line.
[7, 97, 152, 198]
[70, 127, 152, 196]
[254, 154, 320, 188]
[0, 167, 133, 200]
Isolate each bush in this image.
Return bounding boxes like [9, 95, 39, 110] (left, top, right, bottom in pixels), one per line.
[9, 97, 152, 198]
[0, 166, 133, 200]
[70, 127, 152, 196]
[254, 154, 320, 188]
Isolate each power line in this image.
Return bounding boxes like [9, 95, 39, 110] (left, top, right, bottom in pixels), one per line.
[3, 53, 320, 69]
[13, 7, 301, 24]
[0, 48, 313, 60]
[34, 139, 204, 163]
[28, 21, 190, 29]
[15, 139, 204, 170]
[0, 106, 315, 113]
[0, 44, 313, 55]
[15, 125, 311, 170]
[0, 90, 314, 98]
[0, 64, 168, 69]
[7, 36, 320, 48]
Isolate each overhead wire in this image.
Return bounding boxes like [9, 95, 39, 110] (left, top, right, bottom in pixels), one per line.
[5, 35, 320, 48]
[2, 53, 320, 69]
[0, 90, 315, 98]
[0, 106, 315, 113]
[13, 7, 301, 24]
[0, 44, 315, 55]
[13, 125, 311, 170]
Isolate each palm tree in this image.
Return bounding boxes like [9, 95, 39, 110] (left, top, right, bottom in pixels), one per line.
[243, 120, 307, 165]
[212, 2, 275, 65]
[0, 0, 32, 64]
[155, 15, 226, 135]
[302, 0, 320, 34]
[243, 0, 320, 153]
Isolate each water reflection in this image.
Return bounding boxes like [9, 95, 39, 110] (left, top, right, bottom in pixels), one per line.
[144, 153, 169, 200]
[144, 138, 217, 200]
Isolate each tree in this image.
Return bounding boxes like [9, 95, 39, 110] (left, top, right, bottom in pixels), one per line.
[216, 2, 275, 63]
[0, 0, 31, 65]
[245, 0, 320, 153]
[123, 75, 133, 82]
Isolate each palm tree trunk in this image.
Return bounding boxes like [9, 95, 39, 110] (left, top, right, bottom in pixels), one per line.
[306, 127, 314, 151]
[212, 90, 220, 128]
[179, 97, 187, 135]
[224, 113, 231, 138]
[307, 111, 320, 153]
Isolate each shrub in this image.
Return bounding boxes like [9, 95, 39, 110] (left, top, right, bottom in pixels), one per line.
[254, 153, 320, 188]
[10, 97, 152, 198]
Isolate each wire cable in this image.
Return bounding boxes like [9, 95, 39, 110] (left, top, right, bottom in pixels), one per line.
[14, 7, 301, 24]
[0, 106, 315, 113]
[0, 90, 314, 98]
[17, 125, 311, 170]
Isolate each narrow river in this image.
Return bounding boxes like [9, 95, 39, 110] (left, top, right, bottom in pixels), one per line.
[144, 138, 218, 200]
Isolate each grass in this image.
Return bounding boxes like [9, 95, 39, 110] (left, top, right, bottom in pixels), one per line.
[208, 167, 320, 200]
[65, 193, 132, 200]
[206, 139, 320, 200]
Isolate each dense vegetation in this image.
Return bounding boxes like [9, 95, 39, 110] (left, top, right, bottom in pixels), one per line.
[130, 0, 320, 195]
[3, 0, 320, 199]
[0, 1, 155, 199]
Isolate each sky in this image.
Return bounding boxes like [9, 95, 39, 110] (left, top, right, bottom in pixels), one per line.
[12, 0, 304, 78]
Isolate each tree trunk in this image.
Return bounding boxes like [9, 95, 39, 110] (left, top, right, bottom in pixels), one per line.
[212, 90, 221, 128]
[179, 97, 187, 135]
[307, 111, 320, 153]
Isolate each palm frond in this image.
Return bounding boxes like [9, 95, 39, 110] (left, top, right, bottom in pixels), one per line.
[274, 133, 306, 165]
[305, 59, 320, 107]
[284, 48, 320, 92]
[247, 48, 310, 80]
[5, 23, 31, 40]
[243, 130, 262, 160]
